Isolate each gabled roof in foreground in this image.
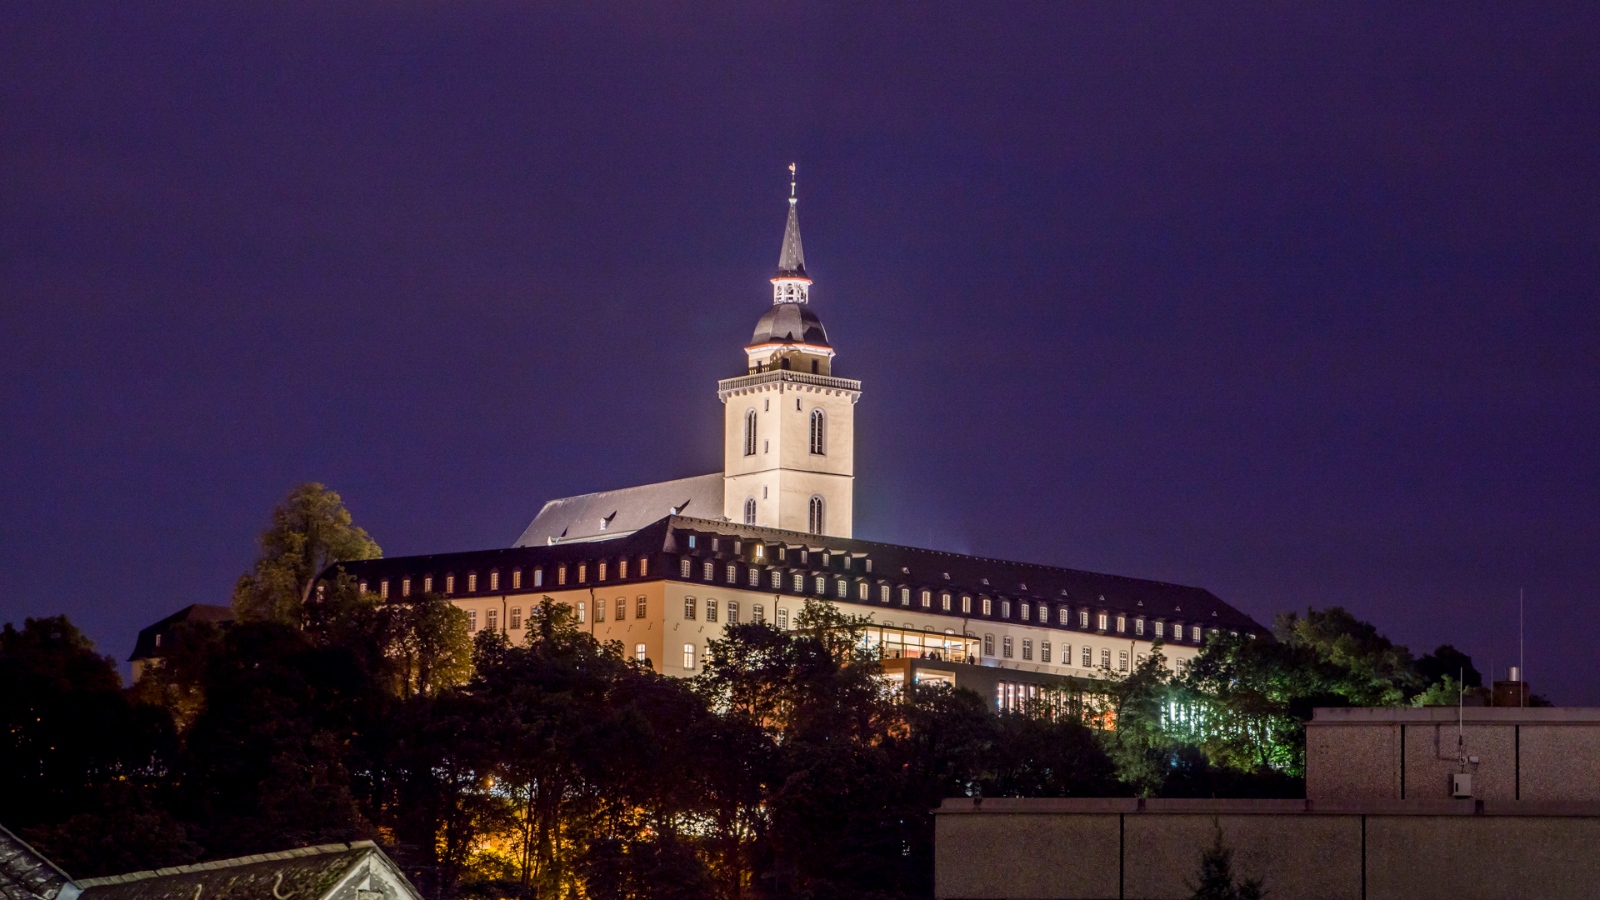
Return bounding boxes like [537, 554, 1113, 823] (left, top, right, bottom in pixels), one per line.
[339, 515, 1265, 635]
[0, 825, 73, 900]
[74, 842, 412, 900]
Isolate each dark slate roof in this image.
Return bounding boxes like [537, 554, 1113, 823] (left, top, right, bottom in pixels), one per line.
[512, 474, 724, 547]
[749, 303, 830, 348]
[0, 825, 74, 900]
[775, 198, 805, 278]
[334, 516, 1266, 640]
[129, 604, 235, 662]
[74, 843, 412, 900]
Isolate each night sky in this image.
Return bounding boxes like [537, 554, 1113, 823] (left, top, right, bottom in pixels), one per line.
[3, 4, 1597, 702]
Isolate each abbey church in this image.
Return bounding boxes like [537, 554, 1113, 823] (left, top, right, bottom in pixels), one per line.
[136, 171, 1265, 709]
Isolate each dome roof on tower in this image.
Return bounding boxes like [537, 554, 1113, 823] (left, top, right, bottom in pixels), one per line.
[749, 302, 830, 348]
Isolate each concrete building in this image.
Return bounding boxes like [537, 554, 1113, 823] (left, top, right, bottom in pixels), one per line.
[933, 706, 1600, 900]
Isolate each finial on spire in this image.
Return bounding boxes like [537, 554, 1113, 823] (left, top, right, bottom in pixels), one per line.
[789, 162, 797, 202]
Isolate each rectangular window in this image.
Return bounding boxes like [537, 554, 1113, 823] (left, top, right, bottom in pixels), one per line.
[486, 608, 498, 631]
[941, 593, 951, 611]
[490, 571, 500, 591]
[598, 561, 607, 581]
[1020, 602, 1030, 621]
[982, 597, 993, 616]
[1119, 651, 1129, 672]
[776, 607, 789, 629]
[683, 643, 696, 669]
[1079, 609, 1089, 628]
[1041, 641, 1051, 663]
[577, 601, 586, 623]
[706, 599, 718, 622]
[703, 561, 714, 581]
[558, 566, 567, 586]
[684, 597, 697, 620]
[1082, 646, 1093, 667]
[380, 579, 389, 599]
[688, 535, 696, 549]
[639, 557, 648, 577]
[595, 599, 606, 622]
[1135, 618, 1145, 636]
[727, 601, 740, 625]
[1097, 612, 1108, 631]
[636, 596, 647, 619]
[512, 569, 522, 589]
[358, 580, 368, 594]
[921, 590, 932, 608]
[402, 577, 411, 597]
[468, 572, 478, 592]
[614, 597, 625, 621]
[534, 568, 544, 587]
[983, 634, 995, 656]
[680, 558, 692, 578]
[749, 568, 761, 587]
[1101, 648, 1111, 669]
[468, 609, 477, 631]
[858, 582, 869, 600]
[727, 564, 737, 584]
[1155, 621, 1165, 638]
[576, 565, 585, 583]
[753, 604, 765, 624]
[1001, 600, 1011, 619]
[962, 595, 972, 614]
[635, 643, 647, 662]
[619, 560, 628, 579]
[423, 575, 433, 593]
[510, 608, 522, 629]
[1021, 639, 1032, 660]
[1002, 636, 1014, 658]
[1116, 615, 1126, 633]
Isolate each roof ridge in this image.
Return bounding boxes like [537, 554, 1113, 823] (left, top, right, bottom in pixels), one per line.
[73, 844, 371, 888]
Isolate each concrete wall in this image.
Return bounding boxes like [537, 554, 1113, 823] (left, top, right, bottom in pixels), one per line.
[1307, 708, 1600, 801]
[935, 798, 1600, 900]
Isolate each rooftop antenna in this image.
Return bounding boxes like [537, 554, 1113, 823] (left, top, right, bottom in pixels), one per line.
[1519, 587, 1525, 708]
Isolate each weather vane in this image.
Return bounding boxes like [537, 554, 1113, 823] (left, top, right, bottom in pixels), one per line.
[789, 162, 797, 199]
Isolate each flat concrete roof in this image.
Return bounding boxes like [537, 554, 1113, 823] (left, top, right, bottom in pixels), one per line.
[1309, 707, 1600, 725]
[934, 797, 1600, 817]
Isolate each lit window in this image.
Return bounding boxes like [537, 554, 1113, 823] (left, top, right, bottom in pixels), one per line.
[595, 599, 606, 622]
[706, 599, 718, 622]
[683, 643, 696, 669]
[380, 579, 389, 599]
[1135, 618, 1145, 636]
[510, 608, 522, 630]
[962, 595, 972, 614]
[921, 590, 931, 608]
[486, 609, 498, 631]
[468, 610, 477, 631]
[900, 587, 911, 606]
[1041, 641, 1051, 663]
[809, 408, 826, 455]
[688, 535, 697, 549]
[815, 576, 827, 595]
[1119, 651, 1129, 672]
[1101, 648, 1111, 669]
[1021, 639, 1033, 661]
[728, 601, 740, 624]
[639, 558, 648, 577]
[1082, 646, 1092, 667]
[941, 593, 951, 611]
[512, 569, 522, 589]
[401, 577, 411, 597]
[423, 575, 433, 593]
[534, 568, 544, 587]
[359, 580, 368, 594]
[636, 596, 646, 618]
[982, 597, 992, 616]
[808, 495, 825, 533]
[1192, 625, 1202, 642]
[772, 570, 784, 589]
[636, 643, 648, 663]
[776, 607, 789, 629]
[490, 570, 500, 591]
[1155, 621, 1165, 638]
[747, 567, 760, 588]
[577, 601, 586, 623]
[880, 585, 891, 603]
[1002, 636, 1014, 658]
[619, 560, 628, 579]
[727, 564, 738, 584]
[576, 565, 585, 583]
[703, 561, 714, 581]
[1116, 615, 1126, 633]
[558, 566, 567, 586]
[837, 580, 848, 599]
[614, 597, 625, 621]
[857, 582, 867, 600]
[1079, 609, 1089, 628]
[681, 558, 692, 578]
[469, 572, 479, 592]
[1059, 607, 1069, 625]
[744, 409, 758, 456]
[1097, 613, 1108, 631]
[684, 597, 697, 619]
[753, 605, 765, 624]
[983, 634, 995, 656]
[744, 497, 756, 525]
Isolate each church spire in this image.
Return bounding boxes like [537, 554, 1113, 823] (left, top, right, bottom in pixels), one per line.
[772, 163, 810, 303]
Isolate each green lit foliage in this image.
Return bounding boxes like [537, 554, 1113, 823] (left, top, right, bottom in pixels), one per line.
[233, 483, 381, 624]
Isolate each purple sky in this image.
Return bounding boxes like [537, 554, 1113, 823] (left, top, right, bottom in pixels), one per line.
[3, 3, 1597, 702]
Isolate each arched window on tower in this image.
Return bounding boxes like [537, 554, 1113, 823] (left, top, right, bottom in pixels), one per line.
[743, 409, 757, 456]
[808, 495, 825, 534]
[809, 408, 826, 455]
[743, 497, 756, 525]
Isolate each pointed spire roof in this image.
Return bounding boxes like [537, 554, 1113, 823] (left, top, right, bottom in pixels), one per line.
[776, 163, 806, 279]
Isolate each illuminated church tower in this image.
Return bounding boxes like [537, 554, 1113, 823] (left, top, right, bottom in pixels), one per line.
[719, 165, 861, 536]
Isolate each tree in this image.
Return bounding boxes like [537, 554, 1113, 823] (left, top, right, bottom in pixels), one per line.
[1187, 824, 1265, 899]
[233, 482, 381, 624]
[1274, 607, 1421, 705]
